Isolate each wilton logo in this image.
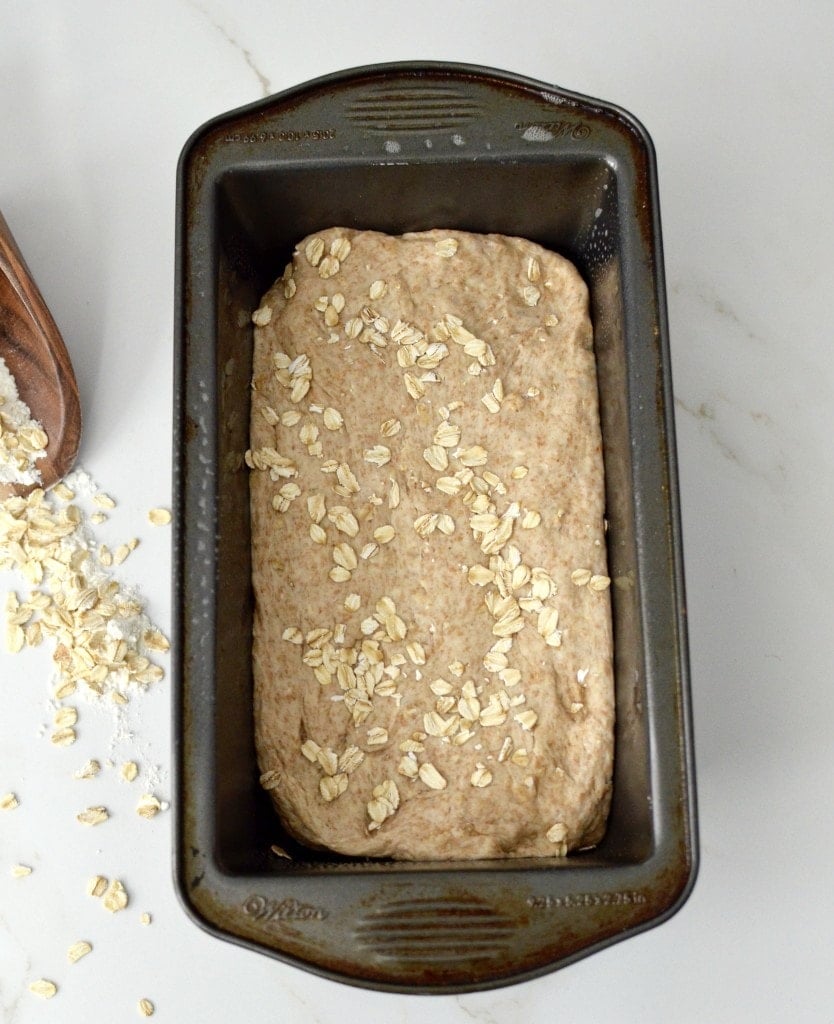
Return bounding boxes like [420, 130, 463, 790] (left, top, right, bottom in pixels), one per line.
[515, 120, 592, 141]
[242, 894, 328, 922]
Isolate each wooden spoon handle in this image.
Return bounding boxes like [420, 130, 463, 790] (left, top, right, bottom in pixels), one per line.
[0, 210, 81, 492]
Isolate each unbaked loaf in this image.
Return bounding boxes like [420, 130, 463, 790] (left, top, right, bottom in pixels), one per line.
[249, 227, 613, 860]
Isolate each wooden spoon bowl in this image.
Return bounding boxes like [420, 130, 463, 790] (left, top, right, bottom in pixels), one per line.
[0, 210, 81, 495]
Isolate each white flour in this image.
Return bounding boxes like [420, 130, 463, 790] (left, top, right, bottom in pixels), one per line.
[0, 354, 46, 485]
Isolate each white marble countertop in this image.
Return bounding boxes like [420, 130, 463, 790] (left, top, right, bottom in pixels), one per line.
[2, 2, 832, 1021]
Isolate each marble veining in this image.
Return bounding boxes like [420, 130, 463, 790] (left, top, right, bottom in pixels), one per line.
[0, 914, 29, 1024]
[453, 996, 503, 1023]
[187, 0, 272, 96]
[674, 391, 787, 494]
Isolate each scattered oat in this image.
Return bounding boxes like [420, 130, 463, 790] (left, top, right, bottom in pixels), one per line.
[436, 475, 462, 496]
[5, 624, 24, 652]
[136, 793, 163, 819]
[304, 237, 325, 266]
[483, 648, 508, 673]
[366, 779, 400, 832]
[364, 445, 391, 467]
[433, 422, 461, 449]
[54, 706, 78, 728]
[436, 513, 455, 536]
[332, 542, 358, 572]
[318, 254, 340, 279]
[319, 774, 348, 801]
[589, 573, 611, 591]
[11, 863, 32, 878]
[330, 236, 352, 262]
[344, 316, 363, 339]
[67, 940, 93, 963]
[546, 821, 568, 844]
[380, 418, 401, 437]
[323, 407, 344, 431]
[403, 372, 425, 400]
[87, 875, 108, 898]
[338, 746, 365, 774]
[51, 482, 75, 501]
[73, 759, 100, 781]
[413, 512, 439, 537]
[259, 769, 281, 791]
[93, 492, 116, 509]
[140, 912, 152, 925]
[467, 564, 494, 587]
[252, 305, 273, 326]
[1, 792, 19, 810]
[422, 444, 448, 472]
[406, 640, 426, 665]
[456, 445, 488, 467]
[435, 238, 459, 257]
[537, 607, 560, 639]
[366, 727, 388, 747]
[77, 805, 109, 826]
[514, 709, 538, 731]
[145, 503, 171, 528]
[328, 505, 360, 538]
[29, 979, 57, 999]
[144, 628, 170, 653]
[500, 667, 522, 687]
[138, 998, 155, 1016]
[398, 755, 419, 779]
[373, 524, 395, 545]
[571, 568, 592, 587]
[418, 762, 447, 790]
[335, 462, 360, 494]
[102, 878, 128, 913]
[50, 726, 77, 746]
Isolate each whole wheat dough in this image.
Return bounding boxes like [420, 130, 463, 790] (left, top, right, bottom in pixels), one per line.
[249, 227, 613, 860]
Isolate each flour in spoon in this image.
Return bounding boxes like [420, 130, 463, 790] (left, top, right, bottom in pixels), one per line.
[0, 354, 47, 485]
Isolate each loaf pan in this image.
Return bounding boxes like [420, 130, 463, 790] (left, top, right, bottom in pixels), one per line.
[173, 61, 697, 993]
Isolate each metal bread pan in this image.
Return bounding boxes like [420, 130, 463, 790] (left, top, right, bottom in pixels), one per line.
[173, 61, 697, 993]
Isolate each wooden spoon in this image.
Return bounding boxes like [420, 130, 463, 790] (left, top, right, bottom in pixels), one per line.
[0, 209, 81, 495]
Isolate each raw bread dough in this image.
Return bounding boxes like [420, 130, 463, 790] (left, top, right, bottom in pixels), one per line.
[249, 227, 613, 860]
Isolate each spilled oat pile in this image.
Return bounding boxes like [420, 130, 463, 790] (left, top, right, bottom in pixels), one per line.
[1, 353, 168, 1012]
